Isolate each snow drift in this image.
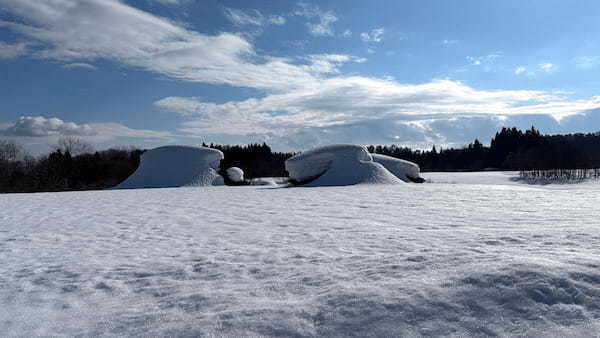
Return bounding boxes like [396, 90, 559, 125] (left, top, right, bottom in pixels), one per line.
[285, 144, 403, 186]
[371, 153, 423, 182]
[115, 145, 224, 189]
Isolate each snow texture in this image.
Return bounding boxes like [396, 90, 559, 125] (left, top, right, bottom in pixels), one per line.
[371, 153, 421, 182]
[2, 172, 600, 336]
[115, 145, 224, 189]
[226, 167, 244, 183]
[285, 144, 402, 186]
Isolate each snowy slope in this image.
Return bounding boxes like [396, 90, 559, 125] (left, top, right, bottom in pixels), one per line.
[115, 145, 224, 189]
[285, 144, 402, 186]
[2, 173, 600, 336]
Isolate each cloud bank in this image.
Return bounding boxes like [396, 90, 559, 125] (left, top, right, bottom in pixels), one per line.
[2, 0, 600, 151]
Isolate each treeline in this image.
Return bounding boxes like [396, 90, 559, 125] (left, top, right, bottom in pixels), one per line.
[4, 126, 600, 192]
[202, 142, 293, 180]
[0, 139, 293, 193]
[0, 145, 143, 193]
[368, 127, 600, 171]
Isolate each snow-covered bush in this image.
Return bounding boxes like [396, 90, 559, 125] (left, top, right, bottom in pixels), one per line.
[115, 145, 224, 189]
[285, 144, 402, 187]
[226, 167, 244, 183]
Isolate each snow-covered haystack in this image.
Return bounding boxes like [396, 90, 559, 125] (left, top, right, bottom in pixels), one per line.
[371, 153, 424, 182]
[285, 144, 402, 187]
[226, 167, 244, 183]
[115, 145, 224, 189]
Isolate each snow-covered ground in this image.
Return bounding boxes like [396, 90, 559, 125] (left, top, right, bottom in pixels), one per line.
[2, 172, 600, 336]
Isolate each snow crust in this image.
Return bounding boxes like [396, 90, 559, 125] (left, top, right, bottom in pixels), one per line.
[226, 167, 244, 183]
[285, 144, 402, 186]
[371, 153, 421, 182]
[115, 145, 224, 189]
[3, 173, 600, 336]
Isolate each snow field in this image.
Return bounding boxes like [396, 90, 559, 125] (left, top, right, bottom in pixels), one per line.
[2, 176, 600, 336]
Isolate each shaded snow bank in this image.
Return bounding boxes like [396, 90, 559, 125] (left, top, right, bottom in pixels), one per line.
[115, 145, 224, 189]
[285, 144, 423, 186]
[371, 153, 422, 182]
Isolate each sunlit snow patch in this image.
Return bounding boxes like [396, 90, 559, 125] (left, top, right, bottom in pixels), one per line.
[114, 145, 224, 189]
[285, 144, 403, 187]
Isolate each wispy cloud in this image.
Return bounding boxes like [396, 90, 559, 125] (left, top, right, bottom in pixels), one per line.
[62, 62, 97, 70]
[224, 8, 285, 27]
[0, 0, 336, 91]
[0, 42, 28, 59]
[442, 39, 458, 45]
[466, 53, 502, 67]
[573, 56, 600, 70]
[293, 3, 338, 37]
[360, 28, 385, 42]
[539, 62, 555, 72]
[340, 29, 352, 38]
[151, 0, 190, 5]
[514, 66, 526, 75]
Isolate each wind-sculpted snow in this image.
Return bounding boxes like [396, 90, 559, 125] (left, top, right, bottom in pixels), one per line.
[371, 153, 422, 182]
[285, 144, 402, 186]
[2, 173, 600, 336]
[115, 145, 224, 189]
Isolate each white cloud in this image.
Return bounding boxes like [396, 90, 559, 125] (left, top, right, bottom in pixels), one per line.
[360, 28, 385, 42]
[514, 67, 526, 75]
[0, 0, 333, 91]
[4, 116, 94, 137]
[0, 42, 28, 59]
[3, 1, 598, 150]
[62, 62, 97, 70]
[539, 62, 555, 72]
[340, 29, 352, 38]
[1, 116, 172, 146]
[154, 78, 600, 150]
[293, 4, 338, 37]
[224, 8, 285, 27]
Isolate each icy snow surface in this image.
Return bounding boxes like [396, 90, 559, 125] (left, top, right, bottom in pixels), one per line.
[286, 144, 402, 186]
[3, 171, 600, 336]
[115, 145, 224, 189]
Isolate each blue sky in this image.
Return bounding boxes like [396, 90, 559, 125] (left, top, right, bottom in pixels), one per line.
[2, 0, 600, 153]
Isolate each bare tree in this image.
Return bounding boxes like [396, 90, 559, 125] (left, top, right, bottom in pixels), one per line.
[53, 136, 94, 155]
[0, 139, 25, 162]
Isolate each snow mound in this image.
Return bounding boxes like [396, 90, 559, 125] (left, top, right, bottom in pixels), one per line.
[115, 145, 224, 189]
[285, 144, 402, 187]
[226, 167, 244, 183]
[371, 153, 422, 182]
